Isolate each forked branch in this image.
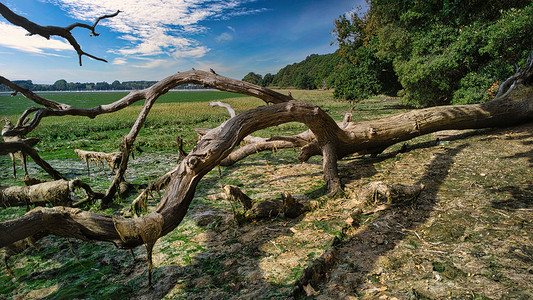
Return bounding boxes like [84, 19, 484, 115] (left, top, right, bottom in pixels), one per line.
[0, 3, 119, 65]
[0, 101, 343, 248]
[1, 70, 294, 137]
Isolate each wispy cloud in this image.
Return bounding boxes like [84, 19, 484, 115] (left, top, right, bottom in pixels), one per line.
[0, 22, 73, 55]
[111, 57, 127, 65]
[131, 58, 169, 69]
[215, 32, 233, 43]
[46, 0, 264, 60]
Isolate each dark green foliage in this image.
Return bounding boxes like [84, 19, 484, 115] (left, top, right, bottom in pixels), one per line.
[242, 72, 263, 86]
[240, 53, 340, 90]
[332, 0, 533, 106]
[452, 72, 495, 105]
[271, 53, 341, 89]
[295, 74, 315, 90]
[262, 73, 274, 87]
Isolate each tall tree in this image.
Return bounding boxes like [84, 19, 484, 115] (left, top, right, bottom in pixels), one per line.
[242, 72, 263, 85]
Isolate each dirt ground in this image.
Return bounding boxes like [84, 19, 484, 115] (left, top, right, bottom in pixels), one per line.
[142, 122, 532, 299]
[2, 122, 532, 299]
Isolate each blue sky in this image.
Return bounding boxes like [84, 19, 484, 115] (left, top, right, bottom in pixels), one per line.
[0, 0, 365, 84]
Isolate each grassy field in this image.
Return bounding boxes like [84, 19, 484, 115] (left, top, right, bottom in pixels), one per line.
[1, 90, 532, 299]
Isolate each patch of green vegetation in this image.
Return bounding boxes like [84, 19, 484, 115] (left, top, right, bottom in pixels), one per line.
[432, 261, 445, 273]
[286, 264, 305, 283]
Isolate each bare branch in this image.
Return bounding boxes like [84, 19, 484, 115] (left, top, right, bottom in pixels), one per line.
[210, 101, 236, 118]
[0, 3, 119, 65]
[1, 70, 294, 137]
[0, 101, 342, 248]
[0, 142, 65, 180]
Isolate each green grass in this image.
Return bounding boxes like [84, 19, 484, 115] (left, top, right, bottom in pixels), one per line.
[0, 90, 248, 115]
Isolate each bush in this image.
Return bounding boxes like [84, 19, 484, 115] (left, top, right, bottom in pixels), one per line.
[330, 47, 384, 101]
[452, 72, 495, 104]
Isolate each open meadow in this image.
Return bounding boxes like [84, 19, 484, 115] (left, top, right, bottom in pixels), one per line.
[1, 90, 532, 299]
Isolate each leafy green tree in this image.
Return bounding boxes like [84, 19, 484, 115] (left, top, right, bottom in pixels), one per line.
[53, 79, 67, 91]
[262, 73, 274, 87]
[111, 80, 123, 90]
[295, 74, 315, 90]
[242, 72, 263, 85]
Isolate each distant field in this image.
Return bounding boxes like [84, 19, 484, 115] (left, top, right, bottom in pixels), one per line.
[0, 90, 402, 156]
[0, 90, 360, 156]
[0, 90, 248, 117]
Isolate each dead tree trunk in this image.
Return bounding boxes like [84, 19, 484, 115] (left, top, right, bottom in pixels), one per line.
[0, 100, 343, 248]
[1, 52, 532, 254]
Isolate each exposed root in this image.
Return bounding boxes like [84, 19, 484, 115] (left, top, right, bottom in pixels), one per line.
[221, 186, 310, 224]
[360, 181, 425, 209]
[282, 192, 307, 218]
[224, 185, 253, 210]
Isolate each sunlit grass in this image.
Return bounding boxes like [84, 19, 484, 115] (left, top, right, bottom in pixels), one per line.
[1, 90, 359, 155]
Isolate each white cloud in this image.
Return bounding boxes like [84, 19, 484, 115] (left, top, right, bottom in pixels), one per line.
[45, 0, 264, 61]
[0, 22, 73, 55]
[111, 57, 127, 65]
[227, 26, 236, 32]
[132, 58, 169, 69]
[215, 32, 233, 43]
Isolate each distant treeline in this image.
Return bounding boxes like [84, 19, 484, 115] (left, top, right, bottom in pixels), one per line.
[0, 79, 204, 92]
[242, 53, 341, 90]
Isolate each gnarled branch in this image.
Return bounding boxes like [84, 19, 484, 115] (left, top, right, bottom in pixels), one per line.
[0, 142, 64, 180]
[0, 100, 342, 248]
[0, 3, 119, 65]
[1, 70, 294, 137]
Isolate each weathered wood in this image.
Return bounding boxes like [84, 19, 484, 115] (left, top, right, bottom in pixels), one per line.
[0, 100, 341, 248]
[0, 179, 95, 208]
[0, 3, 119, 65]
[1, 54, 532, 267]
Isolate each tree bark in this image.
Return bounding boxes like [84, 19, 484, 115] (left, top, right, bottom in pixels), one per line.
[0, 100, 340, 248]
[1, 54, 532, 256]
[0, 179, 95, 208]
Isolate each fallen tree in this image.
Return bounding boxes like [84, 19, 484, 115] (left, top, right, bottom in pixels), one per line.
[1, 52, 532, 251]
